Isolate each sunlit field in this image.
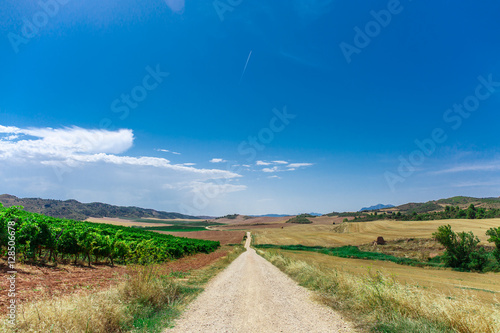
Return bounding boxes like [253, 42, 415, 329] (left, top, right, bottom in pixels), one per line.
[253, 218, 500, 247]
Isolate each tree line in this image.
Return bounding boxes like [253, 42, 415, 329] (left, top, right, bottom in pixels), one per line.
[349, 204, 500, 222]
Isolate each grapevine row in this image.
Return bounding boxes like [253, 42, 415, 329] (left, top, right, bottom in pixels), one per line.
[0, 204, 219, 266]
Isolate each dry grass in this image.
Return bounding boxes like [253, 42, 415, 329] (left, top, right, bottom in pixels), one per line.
[1, 246, 246, 333]
[275, 250, 500, 306]
[1, 265, 179, 333]
[259, 249, 500, 333]
[253, 218, 500, 247]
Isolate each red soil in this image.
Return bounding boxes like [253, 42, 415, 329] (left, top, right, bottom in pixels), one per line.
[0, 247, 230, 315]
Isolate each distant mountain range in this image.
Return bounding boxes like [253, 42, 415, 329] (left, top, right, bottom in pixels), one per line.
[359, 204, 395, 212]
[0, 194, 200, 221]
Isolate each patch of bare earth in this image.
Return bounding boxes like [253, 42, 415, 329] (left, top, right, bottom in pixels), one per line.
[358, 238, 446, 261]
[0, 247, 231, 315]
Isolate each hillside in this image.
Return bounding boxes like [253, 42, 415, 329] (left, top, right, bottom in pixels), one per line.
[0, 194, 199, 220]
[388, 196, 500, 214]
[359, 204, 395, 212]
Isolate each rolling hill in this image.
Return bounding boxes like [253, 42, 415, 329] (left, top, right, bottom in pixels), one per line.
[359, 204, 395, 212]
[388, 196, 500, 214]
[0, 194, 199, 220]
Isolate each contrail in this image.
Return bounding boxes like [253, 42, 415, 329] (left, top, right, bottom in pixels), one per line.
[239, 50, 253, 84]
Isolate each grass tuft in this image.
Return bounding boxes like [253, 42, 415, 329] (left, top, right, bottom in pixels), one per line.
[258, 249, 500, 333]
[1, 245, 246, 333]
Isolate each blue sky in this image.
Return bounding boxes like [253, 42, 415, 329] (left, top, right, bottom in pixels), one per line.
[1, 0, 500, 215]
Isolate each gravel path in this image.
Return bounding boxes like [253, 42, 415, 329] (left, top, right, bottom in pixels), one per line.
[167, 232, 355, 333]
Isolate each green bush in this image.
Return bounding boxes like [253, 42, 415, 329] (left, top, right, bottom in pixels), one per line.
[486, 227, 500, 262]
[433, 225, 488, 272]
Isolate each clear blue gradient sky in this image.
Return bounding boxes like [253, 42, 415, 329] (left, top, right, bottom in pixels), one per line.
[1, 0, 500, 215]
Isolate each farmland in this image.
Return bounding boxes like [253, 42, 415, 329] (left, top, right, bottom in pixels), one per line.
[267, 249, 500, 306]
[251, 217, 500, 331]
[0, 204, 220, 266]
[252, 218, 500, 246]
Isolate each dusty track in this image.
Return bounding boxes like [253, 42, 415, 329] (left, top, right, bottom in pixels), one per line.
[167, 232, 355, 333]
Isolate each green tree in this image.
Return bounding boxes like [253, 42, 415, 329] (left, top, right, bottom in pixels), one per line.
[466, 204, 476, 219]
[433, 224, 487, 271]
[486, 227, 500, 263]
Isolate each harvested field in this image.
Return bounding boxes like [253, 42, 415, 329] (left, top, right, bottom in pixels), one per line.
[273, 249, 500, 306]
[253, 218, 500, 247]
[215, 216, 343, 230]
[0, 247, 231, 315]
[217, 223, 288, 230]
[154, 230, 246, 245]
[212, 215, 291, 225]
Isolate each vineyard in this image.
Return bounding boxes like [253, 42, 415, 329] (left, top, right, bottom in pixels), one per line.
[0, 204, 220, 266]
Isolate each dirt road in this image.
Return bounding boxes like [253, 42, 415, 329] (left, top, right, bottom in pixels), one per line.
[167, 232, 355, 333]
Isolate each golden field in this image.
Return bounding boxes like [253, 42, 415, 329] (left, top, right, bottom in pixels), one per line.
[253, 218, 500, 247]
[274, 249, 500, 306]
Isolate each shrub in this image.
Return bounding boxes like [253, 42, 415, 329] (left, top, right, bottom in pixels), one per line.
[486, 227, 500, 262]
[433, 225, 488, 271]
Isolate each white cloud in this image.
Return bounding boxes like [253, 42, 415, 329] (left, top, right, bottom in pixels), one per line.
[262, 166, 279, 173]
[256, 160, 272, 166]
[156, 148, 181, 155]
[432, 161, 500, 174]
[182, 181, 247, 194]
[0, 125, 239, 179]
[287, 163, 313, 169]
[273, 160, 288, 164]
[268, 175, 281, 179]
[0, 125, 244, 214]
[0, 125, 133, 158]
[210, 158, 226, 163]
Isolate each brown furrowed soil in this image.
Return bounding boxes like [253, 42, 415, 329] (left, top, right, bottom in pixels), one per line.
[0, 247, 231, 315]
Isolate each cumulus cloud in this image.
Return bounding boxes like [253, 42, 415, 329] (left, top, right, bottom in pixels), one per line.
[0, 125, 134, 159]
[287, 163, 313, 169]
[258, 161, 314, 173]
[262, 166, 279, 173]
[0, 125, 244, 214]
[210, 158, 226, 163]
